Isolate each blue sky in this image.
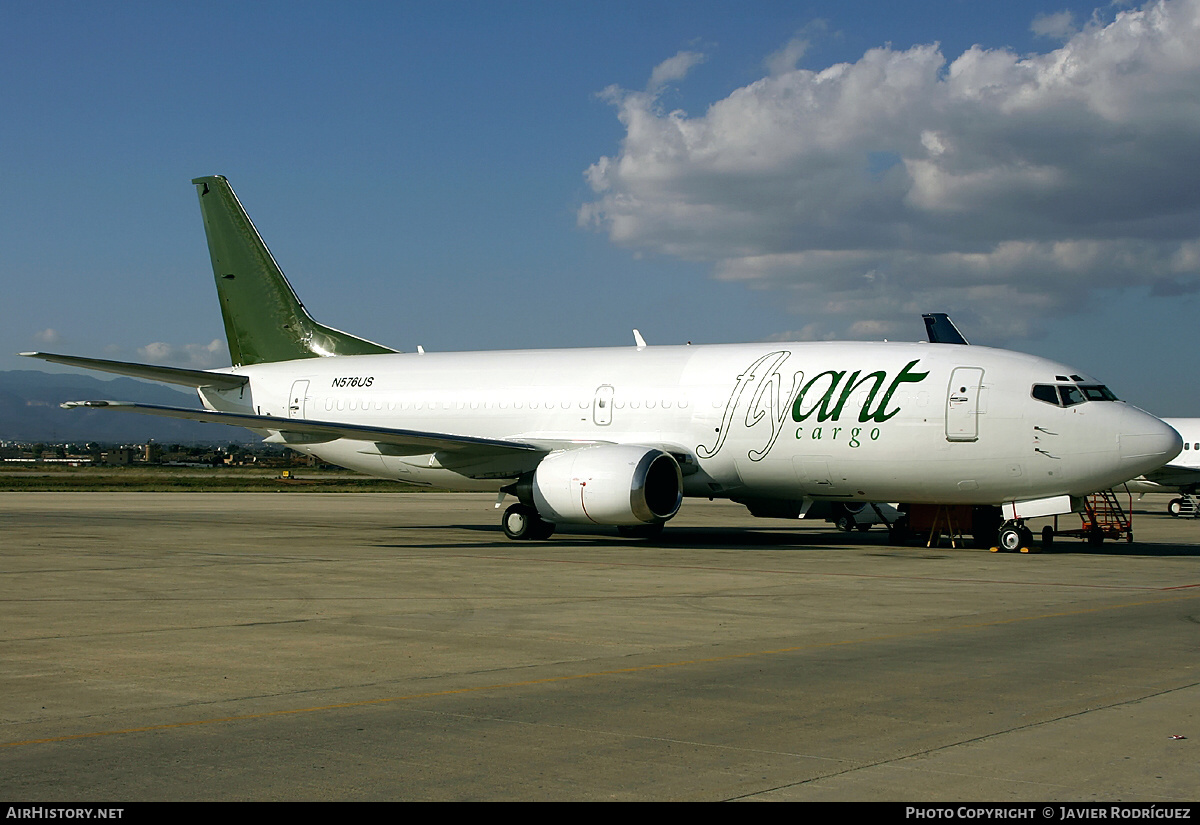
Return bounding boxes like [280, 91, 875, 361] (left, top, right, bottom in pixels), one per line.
[4, 0, 1199, 414]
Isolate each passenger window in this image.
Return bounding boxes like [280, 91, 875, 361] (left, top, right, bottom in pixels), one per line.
[1032, 385, 1060, 406]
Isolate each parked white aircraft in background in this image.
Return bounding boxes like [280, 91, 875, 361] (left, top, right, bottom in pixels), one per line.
[1122, 418, 1200, 515]
[23, 176, 1182, 547]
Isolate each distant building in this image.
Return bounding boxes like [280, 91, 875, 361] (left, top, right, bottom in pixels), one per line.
[101, 448, 133, 466]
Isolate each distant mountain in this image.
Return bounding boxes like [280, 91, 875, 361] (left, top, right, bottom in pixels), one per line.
[0, 370, 256, 444]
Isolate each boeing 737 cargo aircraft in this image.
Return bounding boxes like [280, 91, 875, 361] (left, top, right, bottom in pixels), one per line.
[23, 176, 1182, 548]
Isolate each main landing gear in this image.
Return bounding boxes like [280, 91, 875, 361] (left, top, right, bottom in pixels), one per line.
[1167, 495, 1198, 518]
[502, 503, 555, 540]
[500, 503, 666, 541]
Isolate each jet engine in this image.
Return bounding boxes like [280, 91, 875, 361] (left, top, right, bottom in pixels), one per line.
[518, 445, 683, 526]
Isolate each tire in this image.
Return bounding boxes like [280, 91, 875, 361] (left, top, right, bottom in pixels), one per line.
[998, 525, 1023, 552]
[1041, 525, 1054, 550]
[1168, 498, 1183, 517]
[857, 522, 872, 532]
[836, 515, 855, 533]
[502, 504, 550, 540]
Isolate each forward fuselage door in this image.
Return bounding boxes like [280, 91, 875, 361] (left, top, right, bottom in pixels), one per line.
[946, 367, 984, 442]
[593, 384, 614, 426]
[289, 380, 309, 420]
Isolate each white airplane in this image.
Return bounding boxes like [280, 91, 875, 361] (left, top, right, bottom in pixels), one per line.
[1122, 418, 1200, 515]
[23, 176, 1182, 549]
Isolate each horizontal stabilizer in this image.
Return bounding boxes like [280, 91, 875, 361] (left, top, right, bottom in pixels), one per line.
[61, 400, 546, 459]
[21, 352, 248, 390]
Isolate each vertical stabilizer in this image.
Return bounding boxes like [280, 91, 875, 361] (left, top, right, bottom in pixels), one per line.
[192, 175, 396, 365]
[922, 313, 969, 345]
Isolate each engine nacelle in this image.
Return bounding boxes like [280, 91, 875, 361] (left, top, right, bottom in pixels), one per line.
[528, 445, 683, 526]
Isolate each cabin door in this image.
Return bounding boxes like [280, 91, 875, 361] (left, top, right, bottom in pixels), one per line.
[945, 368, 984, 442]
[593, 384, 614, 426]
[289, 380, 309, 420]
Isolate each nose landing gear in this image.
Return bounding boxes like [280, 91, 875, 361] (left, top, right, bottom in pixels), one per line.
[993, 520, 1035, 553]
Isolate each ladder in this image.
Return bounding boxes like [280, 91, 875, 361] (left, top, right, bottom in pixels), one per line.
[1079, 488, 1133, 544]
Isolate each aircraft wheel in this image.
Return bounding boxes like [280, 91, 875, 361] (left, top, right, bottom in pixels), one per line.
[836, 515, 856, 532]
[503, 504, 552, 540]
[1041, 526, 1054, 550]
[856, 521, 872, 532]
[997, 523, 1024, 552]
[1168, 498, 1183, 517]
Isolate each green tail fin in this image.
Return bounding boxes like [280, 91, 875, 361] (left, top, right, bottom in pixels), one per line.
[192, 175, 397, 366]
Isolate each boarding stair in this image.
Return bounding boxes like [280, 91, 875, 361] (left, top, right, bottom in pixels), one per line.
[1078, 488, 1133, 544]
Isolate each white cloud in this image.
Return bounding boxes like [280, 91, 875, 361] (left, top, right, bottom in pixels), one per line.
[764, 26, 822, 76]
[647, 50, 706, 91]
[33, 328, 61, 344]
[581, 0, 1200, 342]
[137, 339, 225, 368]
[1031, 11, 1078, 39]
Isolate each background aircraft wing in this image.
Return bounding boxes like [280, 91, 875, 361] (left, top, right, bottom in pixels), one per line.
[1142, 463, 1200, 489]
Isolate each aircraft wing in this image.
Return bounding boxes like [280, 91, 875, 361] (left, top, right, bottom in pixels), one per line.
[61, 401, 546, 463]
[1142, 463, 1200, 490]
[22, 352, 248, 390]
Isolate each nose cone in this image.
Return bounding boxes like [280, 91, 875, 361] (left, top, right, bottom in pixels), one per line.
[1119, 408, 1182, 479]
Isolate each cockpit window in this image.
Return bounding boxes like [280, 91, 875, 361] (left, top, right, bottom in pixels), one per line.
[1059, 385, 1086, 407]
[1032, 384, 1059, 405]
[1031, 383, 1119, 407]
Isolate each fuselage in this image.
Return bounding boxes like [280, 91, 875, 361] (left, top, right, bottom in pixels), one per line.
[199, 340, 1180, 509]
